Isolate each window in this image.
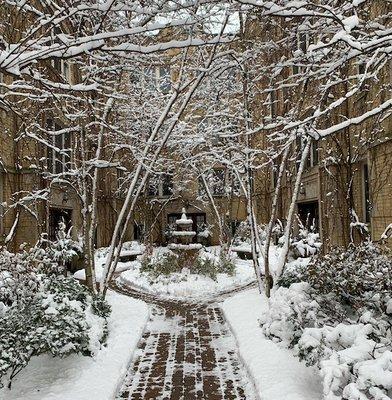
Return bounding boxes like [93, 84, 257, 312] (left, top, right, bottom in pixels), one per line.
[0, 72, 5, 94]
[48, 208, 72, 241]
[195, 214, 207, 233]
[52, 59, 71, 82]
[47, 119, 72, 174]
[272, 164, 279, 189]
[297, 31, 310, 53]
[144, 66, 171, 94]
[50, 26, 71, 82]
[211, 169, 225, 196]
[296, 137, 318, 171]
[363, 164, 371, 223]
[159, 66, 171, 93]
[162, 173, 173, 196]
[199, 169, 240, 197]
[133, 222, 145, 241]
[305, 140, 319, 169]
[228, 171, 242, 196]
[230, 220, 240, 237]
[147, 173, 173, 197]
[268, 90, 277, 118]
[293, 31, 310, 75]
[358, 61, 366, 76]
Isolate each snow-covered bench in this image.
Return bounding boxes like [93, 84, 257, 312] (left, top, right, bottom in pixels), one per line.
[231, 245, 252, 260]
[118, 249, 143, 263]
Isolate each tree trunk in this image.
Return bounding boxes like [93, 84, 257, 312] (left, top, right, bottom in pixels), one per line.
[263, 146, 290, 297]
[275, 137, 311, 281]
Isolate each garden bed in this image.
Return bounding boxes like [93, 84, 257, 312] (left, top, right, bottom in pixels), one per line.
[117, 247, 255, 300]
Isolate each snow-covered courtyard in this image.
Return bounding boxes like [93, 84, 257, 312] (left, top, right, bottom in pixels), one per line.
[1, 1, 391, 399]
[0, 239, 327, 400]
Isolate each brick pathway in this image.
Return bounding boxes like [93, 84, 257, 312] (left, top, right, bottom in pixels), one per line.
[114, 283, 257, 400]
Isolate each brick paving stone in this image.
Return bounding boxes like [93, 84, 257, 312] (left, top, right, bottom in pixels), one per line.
[114, 283, 256, 400]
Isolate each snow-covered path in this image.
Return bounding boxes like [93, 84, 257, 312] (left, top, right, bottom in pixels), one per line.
[113, 282, 257, 400]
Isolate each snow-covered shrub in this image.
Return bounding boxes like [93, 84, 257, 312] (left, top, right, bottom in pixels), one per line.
[259, 283, 320, 347]
[273, 219, 284, 246]
[193, 256, 218, 280]
[232, 220, 266, 246]
[297, 311, 392, 399]
[140, 252, 179, 277]
[290, 219, 322, 258]
[277, 258, 310, 288]
[303, 242, 391, 310]
[0, 229, 80, 306]
[218, 250, 236, 276]
[0, 275, 110, 389]
[0, 239, 110, 389]
[194, 250, 235, 281]
[260, 242, 392, 400]
[49, 220, 82, 270]
[0, 248, 39, 306]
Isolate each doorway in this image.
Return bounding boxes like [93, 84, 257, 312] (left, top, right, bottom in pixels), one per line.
[297, 201, 319, 231]
[48, 207, 72, 241]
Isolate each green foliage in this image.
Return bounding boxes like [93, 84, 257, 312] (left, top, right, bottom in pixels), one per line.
[260, 243, 392, 400]
[140, 250, 236, 282]
[277, 261, 309, 288]
[303, 242, 392, 310]
[92, 294, 112, 319]
[194, 251, 236, 281]
[218, 251, 236, 276]
[193, 257, 218, 280]
[232, 220, 267, 246]
[140, 252, 179, 278]
[0, 243, 110, 389]
[278, 242, 392, 311]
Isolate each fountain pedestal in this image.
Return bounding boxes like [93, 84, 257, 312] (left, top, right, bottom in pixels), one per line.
[168, 208, 202, 269]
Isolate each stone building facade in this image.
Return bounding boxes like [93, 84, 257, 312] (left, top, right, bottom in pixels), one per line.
[248, 1, 392, 249]
[1, 3, 390, 251]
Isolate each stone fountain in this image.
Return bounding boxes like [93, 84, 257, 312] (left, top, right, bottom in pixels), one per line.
[168, 208, 202, 269]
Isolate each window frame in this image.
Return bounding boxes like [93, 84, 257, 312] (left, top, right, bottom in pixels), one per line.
[144, 65, 171, 94]
[147, 173, 174, 198]
[47, 120, 72, 175]
[51, 59, 71, 82]
[296, 137, 319, 171]
[362, 163, 371, 224]
[211, 168, 226, 197]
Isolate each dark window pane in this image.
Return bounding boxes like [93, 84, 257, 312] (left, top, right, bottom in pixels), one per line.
[363, 164, 371, 223]
[312, 140, 319, 166]
[145, 67, 156, 90]
[63, 132, 71, 172]
[212, 169, 225, 196]
[54, 130, 63, 174]
[147, 176, 159, 196]
[162, 174, 173, 196]
[159, 66, 171, 93]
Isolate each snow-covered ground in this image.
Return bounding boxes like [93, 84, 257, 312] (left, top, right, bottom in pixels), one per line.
[222, 288, 323, 400]
[0, 291, 149, 400]
[117, 257, 255, 301]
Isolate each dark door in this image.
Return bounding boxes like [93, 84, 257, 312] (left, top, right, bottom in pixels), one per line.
[49, 208, 72, 241]
[297, 201, 319, 231]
